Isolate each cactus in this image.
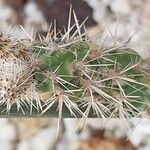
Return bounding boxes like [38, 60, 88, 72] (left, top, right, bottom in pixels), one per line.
[0, 9, 150, 122]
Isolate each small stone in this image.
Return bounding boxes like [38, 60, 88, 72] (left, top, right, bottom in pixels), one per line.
[0, 142, 14, 150]
[0, 119, 16, 142]
[30, 127, 56, 150]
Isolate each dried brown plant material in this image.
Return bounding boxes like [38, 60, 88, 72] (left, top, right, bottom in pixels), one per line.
[79, 137, 136, 150]
[79, 127, 136, 150]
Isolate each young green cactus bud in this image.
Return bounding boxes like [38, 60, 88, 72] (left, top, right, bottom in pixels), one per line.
[32, 36, 149, 120]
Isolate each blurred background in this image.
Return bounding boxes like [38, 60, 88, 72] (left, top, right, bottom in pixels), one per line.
[0, 0, 150, 150]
